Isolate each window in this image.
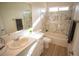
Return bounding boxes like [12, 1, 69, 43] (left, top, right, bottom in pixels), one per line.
[59, 7, 69, 11]
[48, 6, 69, 12]
[49, 7, 58, 12]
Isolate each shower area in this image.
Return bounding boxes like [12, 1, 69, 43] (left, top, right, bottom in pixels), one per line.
[41, 5, 75, 47]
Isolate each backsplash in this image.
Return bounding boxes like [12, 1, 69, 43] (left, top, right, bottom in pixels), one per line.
[43, 11, 72, 35]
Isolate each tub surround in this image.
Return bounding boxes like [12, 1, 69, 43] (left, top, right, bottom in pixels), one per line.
[44, 32, 68, 47]
[0, 30, 44, 56]
[43, 11, 72, 36]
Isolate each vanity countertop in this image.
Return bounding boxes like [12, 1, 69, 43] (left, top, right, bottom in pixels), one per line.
[2, 38, 36, 56]
[1, 30, 44, 56]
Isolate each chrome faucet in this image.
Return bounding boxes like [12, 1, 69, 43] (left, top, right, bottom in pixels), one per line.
[13, 35, 22, 41]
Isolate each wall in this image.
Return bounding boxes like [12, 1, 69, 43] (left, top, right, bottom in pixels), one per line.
[33, 14, 45, 31]
[72, 23, 79, 55]
[73, 3, 79, 21]
[0, 2, 31, 34]
[0, 16, 3, 30]
[32, 2, 47, 31]
[32, 3, 41, 23]
[32, 2, 46, 24]
[71, 3, 79, 55]
[0, 16, 4, 36]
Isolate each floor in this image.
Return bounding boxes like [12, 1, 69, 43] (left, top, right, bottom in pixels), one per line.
[41, 43, 68, 56]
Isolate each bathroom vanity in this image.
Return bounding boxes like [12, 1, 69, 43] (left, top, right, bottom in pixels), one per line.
[0, 30, 44, 56]
[18, 31, 44, 56]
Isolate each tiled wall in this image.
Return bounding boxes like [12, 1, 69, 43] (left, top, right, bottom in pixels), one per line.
[43, 11, 72, 35]
[0, 16, 6, 36]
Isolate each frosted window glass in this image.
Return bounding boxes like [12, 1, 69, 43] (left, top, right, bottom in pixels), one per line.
[49, 7, 58, 12]
[59, 7, 69, 11]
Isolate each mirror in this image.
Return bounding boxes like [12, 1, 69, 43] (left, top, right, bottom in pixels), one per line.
[22, 10, 32, 29]
[0, 2, 32, 36]
[15, 10, 32, 31]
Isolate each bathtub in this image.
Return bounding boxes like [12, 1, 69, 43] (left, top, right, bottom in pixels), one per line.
[44, 32, 68, 47]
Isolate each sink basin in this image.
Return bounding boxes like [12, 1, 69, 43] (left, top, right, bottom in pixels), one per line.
[7, 36, 30, 49]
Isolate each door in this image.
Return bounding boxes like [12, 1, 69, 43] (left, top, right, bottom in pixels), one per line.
[16, 19, 23, 31]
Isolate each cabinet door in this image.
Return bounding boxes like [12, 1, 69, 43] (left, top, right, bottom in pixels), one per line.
[31, 39, 44, 56]
[27, 39, 44, 56]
